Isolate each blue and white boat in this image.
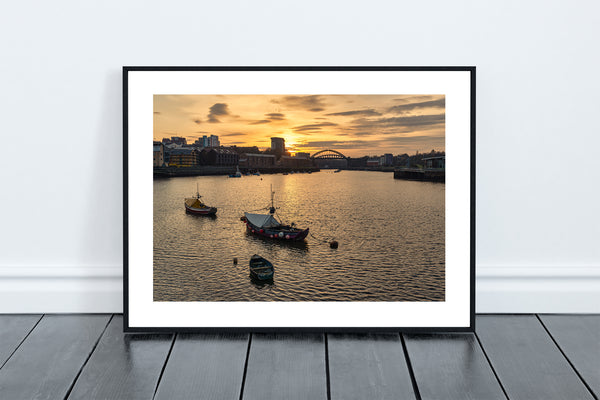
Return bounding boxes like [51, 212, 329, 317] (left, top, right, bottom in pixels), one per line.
[229, 166, 242, 178]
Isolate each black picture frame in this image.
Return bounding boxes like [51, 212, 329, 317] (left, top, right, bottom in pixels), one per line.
[123, 66, 475, 333]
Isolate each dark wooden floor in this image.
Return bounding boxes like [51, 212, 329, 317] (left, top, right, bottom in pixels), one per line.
[0, 315, 597, 400]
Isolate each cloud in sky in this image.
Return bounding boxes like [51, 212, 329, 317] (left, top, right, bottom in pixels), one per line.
[292, 122, 338, 132]
[265, 113, 285, 120]
[351, 114, 445, 130]
[385, 135, 445, 143]
[387, 99, 445, 115]
[154, 94, 445, 156]
[207, 103, 230, 123]
[393, 95, 437, 104]
[295, 139, 372, 149]
[248, 113, 287, 125]
[326, 109, 381, 117]
[349, 131, 376, 136]
[276, 95, 327, 112]
[221, 132, 245, 137]
[295, 135, 445, 154]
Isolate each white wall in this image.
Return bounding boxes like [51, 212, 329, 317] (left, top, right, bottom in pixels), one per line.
[1, 0, 598, 313]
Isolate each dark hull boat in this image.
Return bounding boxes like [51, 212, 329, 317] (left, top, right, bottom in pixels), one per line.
[244, 212, 309, 241]
[243, 184, 309, 241]
[249, 254, 274, 280]
[185, 202, 217, 215]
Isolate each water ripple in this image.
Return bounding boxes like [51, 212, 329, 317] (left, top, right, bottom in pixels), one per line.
[154, 171, 445, 302]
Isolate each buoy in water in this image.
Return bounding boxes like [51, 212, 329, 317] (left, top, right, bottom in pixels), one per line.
[329, 240, 339, 249]
[233, 257, 238, 264]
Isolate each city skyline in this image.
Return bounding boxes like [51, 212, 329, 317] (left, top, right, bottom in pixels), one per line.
[154, 94, 445, 157]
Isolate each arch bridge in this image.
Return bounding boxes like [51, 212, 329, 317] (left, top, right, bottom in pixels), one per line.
[310, 149, 349, 159]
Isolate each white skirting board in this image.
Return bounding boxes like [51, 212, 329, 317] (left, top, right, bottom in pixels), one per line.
[0, 267, 123, 314]
[476, 266, 600, 313]
[0, 266, 598, 313]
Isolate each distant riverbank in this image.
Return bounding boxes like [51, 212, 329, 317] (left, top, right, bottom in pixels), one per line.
[154, 166, 321, 178]
[346, 166, 396, 172]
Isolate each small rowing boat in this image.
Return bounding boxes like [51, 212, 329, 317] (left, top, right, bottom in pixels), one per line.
[249, 254, 274, 280]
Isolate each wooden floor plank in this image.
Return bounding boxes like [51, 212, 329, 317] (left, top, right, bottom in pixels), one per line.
[0, 314, 41, 368]
[154, 333, 249, 400]
[328, 333, 416, 400]
[404, 333, 506, 400]
[243, 333, 327, 400]
[0, 314, 110, 400]
[66, 315, 173, 400]
[539, 314, 600, 398]
[476, 315, 594, 400]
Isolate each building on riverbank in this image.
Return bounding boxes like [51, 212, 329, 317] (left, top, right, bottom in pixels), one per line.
[199, 147, 239, 166]
[366, 158, 380, 167]
[162, 136, 187, 146]
[422, 155, 445, 169]
[394, 156, 445, 182]
[381, 153, 394, 166]
[153, 142, 164, 167]
[239, 153, 276, 169]
[194, 135, 220, 148]
[169, 148, 198, 167]
[271, 137, 285, 154]
[279, 155, 312, 169]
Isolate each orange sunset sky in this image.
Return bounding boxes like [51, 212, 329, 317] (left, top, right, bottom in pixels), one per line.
[153, 94, 445, 157]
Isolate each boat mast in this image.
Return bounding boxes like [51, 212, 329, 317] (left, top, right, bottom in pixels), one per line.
[269, 184, 276, 214]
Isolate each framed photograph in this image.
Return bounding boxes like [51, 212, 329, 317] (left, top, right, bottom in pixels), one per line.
[124, 67, 475, 332]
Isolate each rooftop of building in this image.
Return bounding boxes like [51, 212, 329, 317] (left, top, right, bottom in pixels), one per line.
[242, 153, 276, 158]
[169, 148, 196, 155]
[422, 156, 446, 160]
[205, 147, 238, 155]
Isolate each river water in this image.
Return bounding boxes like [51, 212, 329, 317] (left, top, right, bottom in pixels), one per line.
[154, 170, 444, 302]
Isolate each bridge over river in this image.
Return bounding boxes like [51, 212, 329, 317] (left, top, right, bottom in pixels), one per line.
[310, 149, 348, 168]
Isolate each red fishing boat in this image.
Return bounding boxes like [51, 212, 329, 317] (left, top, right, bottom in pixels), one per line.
[242, 185, 308, 241]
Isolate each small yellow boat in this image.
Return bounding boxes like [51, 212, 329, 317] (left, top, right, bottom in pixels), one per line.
[184, 184, 217, 215]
